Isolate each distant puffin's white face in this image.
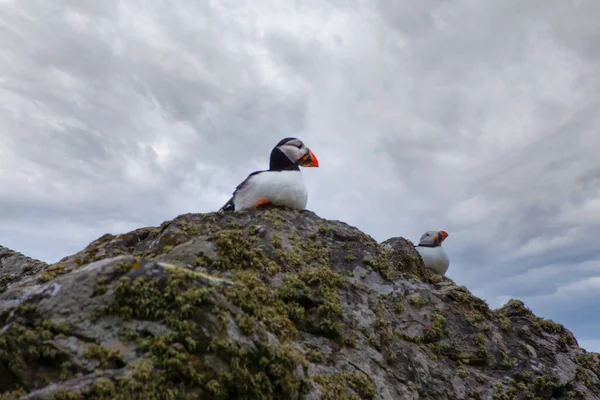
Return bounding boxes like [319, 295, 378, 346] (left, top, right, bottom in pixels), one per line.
[277, 138, 319, 167]
[418, 230, 449, 246]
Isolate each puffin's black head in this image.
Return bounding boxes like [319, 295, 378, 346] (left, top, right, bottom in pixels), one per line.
[269, 137, 319, 171]
[417, 230, 449, 247]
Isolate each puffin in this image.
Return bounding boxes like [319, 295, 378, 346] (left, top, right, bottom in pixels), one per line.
[219, 137, 319, 212]
[415, 230, 450, 275]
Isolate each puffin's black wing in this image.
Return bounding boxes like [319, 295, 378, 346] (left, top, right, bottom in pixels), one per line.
[219, 170, 266, 212]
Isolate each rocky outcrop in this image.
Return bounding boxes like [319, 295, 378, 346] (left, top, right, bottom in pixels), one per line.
[0, 245, 48, 293]
[0, 208, 599, 400]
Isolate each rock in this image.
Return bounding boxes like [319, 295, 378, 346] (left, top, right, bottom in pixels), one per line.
[0, 207, 599, 400]
[0, 245, 49, 294]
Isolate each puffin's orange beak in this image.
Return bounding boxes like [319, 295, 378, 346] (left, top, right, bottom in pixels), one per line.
[439, 230, 449, 241]
[300, 149, 319, 167]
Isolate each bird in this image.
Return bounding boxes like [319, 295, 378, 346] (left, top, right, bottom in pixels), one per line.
[219, 137, 319, 212]
[415, 230, 450, 275]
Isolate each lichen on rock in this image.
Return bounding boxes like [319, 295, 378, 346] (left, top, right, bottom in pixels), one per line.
[0, 207, 598, 399]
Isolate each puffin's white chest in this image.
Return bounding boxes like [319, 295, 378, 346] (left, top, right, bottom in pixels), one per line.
[234, 170, 308, 211]
[416, 246, 449, 275]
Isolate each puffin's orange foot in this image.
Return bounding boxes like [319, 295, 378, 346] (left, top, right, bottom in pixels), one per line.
[254, 200, 271, 208]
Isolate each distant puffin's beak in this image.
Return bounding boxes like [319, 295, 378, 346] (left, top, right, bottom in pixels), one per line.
[439, 230, 448, 242]
[300, 149, 319, 167]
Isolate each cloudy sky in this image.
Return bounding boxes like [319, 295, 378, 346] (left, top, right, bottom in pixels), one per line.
[1, 0, 599, 351]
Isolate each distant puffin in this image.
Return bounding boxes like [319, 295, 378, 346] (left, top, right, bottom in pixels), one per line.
[219, 137, 319, 212]
[415, 230, 450, 275]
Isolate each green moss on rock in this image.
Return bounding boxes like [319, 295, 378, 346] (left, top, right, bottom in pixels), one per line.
[78, 263, 311, 399]
[209, 229, 279, 274]
[225, 270, 300, 340]
[0, 274, 13, 293]
[314, 372, 376, 399]
[104, 269, 214, 334]
[207, 338, 308, 399]
[423, 311, 448, 343]
[362, 250, 395, 281]
[408, 295, 428, 308]
[83, 343, 126, 369]
[0, 304, 75, 393]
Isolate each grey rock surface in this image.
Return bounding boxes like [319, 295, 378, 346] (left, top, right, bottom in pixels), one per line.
[0, 208, 598, 400]
[0, 245, 48, 294]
